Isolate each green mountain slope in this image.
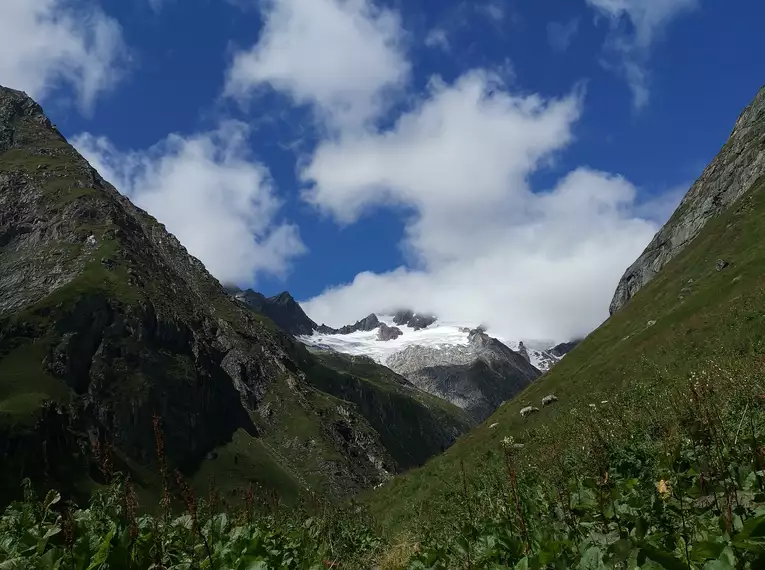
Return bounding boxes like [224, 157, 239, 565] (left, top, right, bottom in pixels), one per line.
[0, 86, 467, 508]
[369, 86, 765, 531]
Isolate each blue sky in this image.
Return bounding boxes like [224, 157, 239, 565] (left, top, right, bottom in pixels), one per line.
[1, 0, 762, 341]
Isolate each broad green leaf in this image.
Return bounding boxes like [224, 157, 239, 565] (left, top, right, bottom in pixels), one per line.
[639, 543, 689, 570]
[691, 540, 725, 562]
[86, 524, 116, 570]
[43, 491, 61, 511]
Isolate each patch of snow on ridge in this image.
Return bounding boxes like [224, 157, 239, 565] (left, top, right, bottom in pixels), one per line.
[299, 315, 470, 365]
[299, 315, 562, 371]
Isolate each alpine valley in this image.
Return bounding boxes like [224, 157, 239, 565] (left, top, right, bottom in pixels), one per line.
[4, 81, 765, 569]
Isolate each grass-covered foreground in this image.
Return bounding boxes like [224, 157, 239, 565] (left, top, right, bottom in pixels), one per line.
[3, 367, 765, 569]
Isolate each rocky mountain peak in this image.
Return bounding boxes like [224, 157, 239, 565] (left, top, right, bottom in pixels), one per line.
[1, 87, 48, 147]
[337, 313, 380, 334]
[385, 326, 541, 423]
[272, 291, 296, 305]
[230, 288, 317, 336]
[732, 85, 765, 137]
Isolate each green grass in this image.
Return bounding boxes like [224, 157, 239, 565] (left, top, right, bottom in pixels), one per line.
[0, 342, 69, 427]
[368, 176, 765, 532]
[191, 429, 304, 503]
[4, 375, 765, 569]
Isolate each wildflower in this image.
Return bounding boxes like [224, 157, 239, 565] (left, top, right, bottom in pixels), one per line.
[656, 479, 671, 500]
[502, 436, 514, 448]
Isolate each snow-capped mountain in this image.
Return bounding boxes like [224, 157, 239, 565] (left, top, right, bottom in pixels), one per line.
[298, 313, 569, 422]
[229, 289, 579, 422]
[299, 315, 563, 372]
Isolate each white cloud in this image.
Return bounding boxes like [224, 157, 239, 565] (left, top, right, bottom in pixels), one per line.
[73, 123, 305, 285]
[223, 0, 679, 342]
[547, 19, 579, 53]
[225, 0, 410, 131]
[0, 0, 128, 111]
[586, 0, 697, 108]
[299, 72, 667, 342]
[424, 28, 450, 52]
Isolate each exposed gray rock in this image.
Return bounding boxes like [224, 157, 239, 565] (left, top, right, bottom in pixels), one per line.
[549, 340, 581, 358]
[377, 322, 403, 341]
[716, 259, 729, 272]
[517, 341, 530, 363]
[385, 328, 541, 423]
[392, 309, 437, 330]
[337, 313, 380, 334]
[610, 86, 765, 314]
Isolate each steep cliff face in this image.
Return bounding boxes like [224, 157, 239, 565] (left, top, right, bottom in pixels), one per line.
[610, 86, 765, 314]
[302, 348, 472, 468]
[385, 328, 541, 423]
[0, 86, 463, 505]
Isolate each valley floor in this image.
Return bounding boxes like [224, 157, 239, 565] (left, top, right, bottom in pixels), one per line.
[3, 363, 765, 569]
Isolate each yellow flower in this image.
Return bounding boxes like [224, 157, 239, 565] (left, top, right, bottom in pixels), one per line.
[656, 479, 671, 500]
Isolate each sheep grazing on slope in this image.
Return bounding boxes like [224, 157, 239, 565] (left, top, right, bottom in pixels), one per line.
[520, 406, 539, 418]
[541, 394, 559, 406]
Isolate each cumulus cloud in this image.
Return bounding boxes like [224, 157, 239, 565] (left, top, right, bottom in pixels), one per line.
[225, 0, 409, 131]
[586, 0, 697, 108]
[73, 123, 305, 285]
[547, 19, 579, 53]
[299, 72, 666, 342]
[225, 0, 679, 342]
[0, 0, 128, 111]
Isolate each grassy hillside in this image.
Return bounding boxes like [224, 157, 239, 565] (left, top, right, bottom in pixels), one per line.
[368, 173, 765, 531]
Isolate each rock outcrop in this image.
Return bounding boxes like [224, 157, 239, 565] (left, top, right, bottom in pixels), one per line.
[392, 310, 437, 330]
[517, 341, 530, 363]
[386, 327, 541, 423]
[549, 340, 581, 358]
[336, 313, 380, 334]
[377, 323, 403, 341]
[610, 86, 765, 314]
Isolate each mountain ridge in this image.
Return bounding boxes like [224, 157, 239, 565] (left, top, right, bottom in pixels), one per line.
[610, 84, 765, 314]
[0, 86, 469, 506]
